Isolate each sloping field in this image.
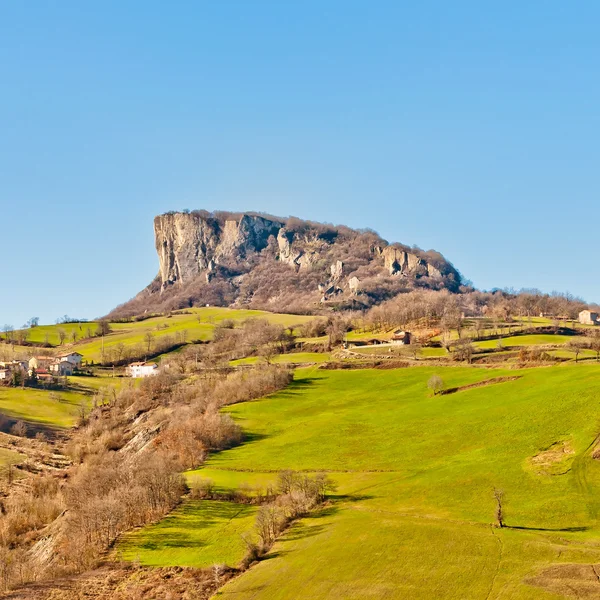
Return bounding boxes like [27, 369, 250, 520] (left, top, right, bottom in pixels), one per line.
[187, 364, 600, 599]
[11, 308, 314, 362]
[474, 334, 573, 349]
[230, 352, 331, 366]
[116, 500, 257, 568]
[0, 375, 121, 429]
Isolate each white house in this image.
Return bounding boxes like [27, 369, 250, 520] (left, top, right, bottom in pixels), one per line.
[56, 352, 83, 367]
[128, 362, 159, 378]
[49, 360, 74, 376]
[579, 310, 599, 325]
[391, 330, 412, 345]
[0, 368, 10, 380]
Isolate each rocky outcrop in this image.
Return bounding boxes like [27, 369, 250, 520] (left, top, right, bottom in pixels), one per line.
[155, 212, 282, 288]
[348, 276, 361, 293]
[382, 245, 426, 276]
[109, 210, 462, 318]
[330, 260, 344, 281]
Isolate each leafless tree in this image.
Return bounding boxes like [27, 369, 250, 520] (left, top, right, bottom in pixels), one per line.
[566, 339, 585, 363]
[57, 329, 67, 345]
[427, 375, 444, 396]
[454, 338, 475, 363]
[493, 487, 504, 528]
[587, 331, 600, 362]
[95, 320, 111, 336]
[10, 421, 27, 437]
[115, 342, 126, 363]
[144, 331, 155, 353]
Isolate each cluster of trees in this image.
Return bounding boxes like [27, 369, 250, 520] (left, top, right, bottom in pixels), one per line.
[365, 289, 590, 333]
[0, 321, 111, 348]
[0, 353, 295, 591]
[247, 470, 335, 563]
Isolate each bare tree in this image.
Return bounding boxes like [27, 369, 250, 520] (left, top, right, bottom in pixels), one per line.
[57, 329, 67, 345]
[427, 375, 444, 396]
[408, 342, 422, 361]
[454, 337, 475, 363]
[144, 331, 155, 354]
[10, 421, 27, 437]
[493, 488, 504, 528]
[2, 324, 14, 344]
[566, 339, 585, 363]
[587, 331, 600, 362]
[115, 342, 126, 363]
[95, 320, 111, 337]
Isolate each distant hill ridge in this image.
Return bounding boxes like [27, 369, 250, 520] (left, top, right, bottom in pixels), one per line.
[109, 210, 462, 318]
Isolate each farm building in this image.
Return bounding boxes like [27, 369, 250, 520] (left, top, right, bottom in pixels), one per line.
[0, 360, 27, 370]
[579, 310, 599, 325]
[56, 352, 83, 366]
[28, 356, 55, 370]
[128, 362, 159, 378]
[391, 330, 411, 345]
[0, 368, 10, 380]
[49, 360, 74, 376]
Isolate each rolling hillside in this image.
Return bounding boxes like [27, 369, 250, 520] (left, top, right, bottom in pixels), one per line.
[115, 364, 600, 599]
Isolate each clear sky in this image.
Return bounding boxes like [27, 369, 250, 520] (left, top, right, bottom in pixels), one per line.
[1, 1, 599, 326]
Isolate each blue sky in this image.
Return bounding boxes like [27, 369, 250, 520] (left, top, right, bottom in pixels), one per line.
[1, 1, 599, 326]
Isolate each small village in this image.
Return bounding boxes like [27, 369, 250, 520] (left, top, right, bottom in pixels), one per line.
[0, 352, 160, 385]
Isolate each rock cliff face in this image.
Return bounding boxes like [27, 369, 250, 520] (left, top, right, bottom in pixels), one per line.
[155, 212, 282, 288]
[110, 210, 462, 318]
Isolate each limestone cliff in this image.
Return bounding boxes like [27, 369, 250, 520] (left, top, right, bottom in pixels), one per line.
[155, 212, 282, 288]
[109, 210, 462, 318]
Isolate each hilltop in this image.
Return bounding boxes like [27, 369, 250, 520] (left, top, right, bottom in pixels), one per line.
[109, 210, 462, 318]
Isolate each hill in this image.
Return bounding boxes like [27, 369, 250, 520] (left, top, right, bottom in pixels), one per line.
[111, 364, 600, 599]
[109, 211, 462, 318]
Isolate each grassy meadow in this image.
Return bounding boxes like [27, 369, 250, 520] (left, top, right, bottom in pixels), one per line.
[0, 375, 122, 429]
[116, 500, 257, 568]
[7, 308, 314, 363]
[115, 363, 600, 599]
[230, 352, 331, 366]
[474, 333, 573, 349]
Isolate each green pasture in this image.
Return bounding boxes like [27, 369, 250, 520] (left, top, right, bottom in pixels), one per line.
[350, 345, 447, 358]
[231, 352, 330, 366]
[474, 334, 573, 349]
[9, 308, 314, 362]
[115, 500, 257, 568]
[183, 363, 600, 598]
[0, 375, 119, 429]
[0, 387, 87, 428]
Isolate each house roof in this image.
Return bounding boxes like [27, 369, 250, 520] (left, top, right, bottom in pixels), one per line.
[57, 352, 83, 358]
[129, 362, 157, 367]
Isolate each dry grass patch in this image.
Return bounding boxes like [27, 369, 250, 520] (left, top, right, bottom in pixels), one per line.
[526, 563, 600, 598]
[527, 440, 575, 476]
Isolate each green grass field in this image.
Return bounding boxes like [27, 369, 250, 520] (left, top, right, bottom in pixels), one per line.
[170, 364, 600, 599]
[0, 375, 121, 429]
[10, 308, 314, 362]
[350, 345, 447, 358]
[231, 352, 331, 366]
[474, 333, 573, 349]
[115, 500, 257, 568]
